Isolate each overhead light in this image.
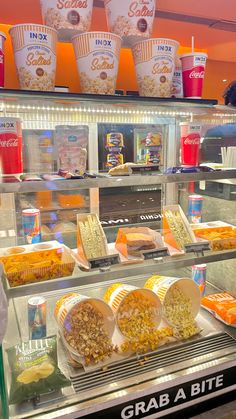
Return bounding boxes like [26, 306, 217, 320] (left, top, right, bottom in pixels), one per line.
[222, 79, 227, 82]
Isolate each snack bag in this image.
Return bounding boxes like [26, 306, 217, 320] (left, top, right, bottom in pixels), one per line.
[201, 292, 236, 326]
[7, 336, 70, 404]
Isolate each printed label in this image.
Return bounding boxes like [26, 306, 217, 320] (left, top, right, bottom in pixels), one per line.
[133, 39, 178, 97]
[104, 0, 155, 42]
[41, 0, 93, 34]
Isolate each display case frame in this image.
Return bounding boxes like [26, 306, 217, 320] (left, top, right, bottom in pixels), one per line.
[1, 90, 236, 419]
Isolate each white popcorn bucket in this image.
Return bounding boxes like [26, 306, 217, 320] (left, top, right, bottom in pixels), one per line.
[104, 283, 162, 338]
[9, 24, 57, 91]
[172, 54, 183, 98]
[40, 0, 93, 42]
[145, 276, 200, 327]
[72, 31, 122, 95]
[132, 38, 179, 97]
[55, 292, 115, 361]
[104, 0, 156, 48]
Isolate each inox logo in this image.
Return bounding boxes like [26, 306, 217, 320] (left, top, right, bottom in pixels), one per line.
[157, 45, 172, 52]
[95, 39, 112, 47]
[30, 32, 47, 41]
[0, 122, 14, 128]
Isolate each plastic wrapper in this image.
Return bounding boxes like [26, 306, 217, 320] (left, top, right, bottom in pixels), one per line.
[201, 292, 236, 327]
[7, 336, 70, 404]
[163, 205, 196, 251]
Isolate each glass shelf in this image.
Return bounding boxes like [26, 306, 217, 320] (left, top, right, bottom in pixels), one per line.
[1, 170, 236, 193]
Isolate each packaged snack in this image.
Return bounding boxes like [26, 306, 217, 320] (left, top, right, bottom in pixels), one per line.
[77, 213, 108, 263]
[106, 153, 124, 168]
[106, 133, 124, 148]
[163, 205, 196, 251]
[7, 336, 70, 405]
[55, 125, 88, 174]
[201, 292, 236, 326]
[115, 227, 164, 258]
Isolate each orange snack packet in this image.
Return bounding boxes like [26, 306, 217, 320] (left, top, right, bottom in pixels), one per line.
[201, 292, 236, 326]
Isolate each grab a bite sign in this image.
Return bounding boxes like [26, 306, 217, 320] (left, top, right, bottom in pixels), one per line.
[121, 374, 224, 418]
[84, 366, 236, 419]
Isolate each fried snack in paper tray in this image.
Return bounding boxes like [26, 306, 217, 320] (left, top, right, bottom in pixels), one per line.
[7, 336, 70, 404]
[0, 244, 75, 287]
[201, 292, 236, 327]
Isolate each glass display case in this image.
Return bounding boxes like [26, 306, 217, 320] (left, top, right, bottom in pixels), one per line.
[1, 90, 236, 419]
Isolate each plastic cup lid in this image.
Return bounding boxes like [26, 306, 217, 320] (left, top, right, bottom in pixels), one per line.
[180, 52, 208, 58]
[188, 195, 203, 200]
[192, 264, 207, 269]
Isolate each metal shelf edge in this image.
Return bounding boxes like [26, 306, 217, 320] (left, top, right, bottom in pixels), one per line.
[5, 249, 236, 298]
[1, 170, 236, 193]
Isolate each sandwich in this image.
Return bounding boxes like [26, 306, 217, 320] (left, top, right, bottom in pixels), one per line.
[126, 233, 156, 256]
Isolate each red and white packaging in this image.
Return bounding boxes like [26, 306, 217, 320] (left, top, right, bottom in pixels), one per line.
[0, 118, 23, 175]
[0, 32, 6, 88]
[180, 122, 201, 166]
[180, 53, 207, 99]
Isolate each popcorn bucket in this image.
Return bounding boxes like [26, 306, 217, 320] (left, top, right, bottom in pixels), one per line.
[104, 283, 162, 338]
[72, 31, 122, 94]
[132, 38, 179, 97]
[104, 0, 155, 48]
[55, 293, 115, 363]
[145, 276, 200, 327]
[9, 24, 57, 91]
[40, 0, 93, 42]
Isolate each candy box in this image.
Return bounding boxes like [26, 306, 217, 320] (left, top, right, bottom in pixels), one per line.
[201, 292, 236, 326]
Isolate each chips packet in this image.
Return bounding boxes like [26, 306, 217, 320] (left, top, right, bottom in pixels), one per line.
[201, 292, 236, 327]
[7, 336, 70, 404]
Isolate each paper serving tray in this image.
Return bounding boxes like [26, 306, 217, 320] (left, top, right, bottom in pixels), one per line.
[1, 242, 76, 288]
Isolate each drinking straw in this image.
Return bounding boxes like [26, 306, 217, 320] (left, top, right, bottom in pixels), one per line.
[191, 36, 195, 53]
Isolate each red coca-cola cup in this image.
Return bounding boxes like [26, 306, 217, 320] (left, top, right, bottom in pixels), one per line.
[0, 118, 23, 175]
[0, 32, 6, 88]
[180, 122, 201, 166]
[180, 53, 207, 98]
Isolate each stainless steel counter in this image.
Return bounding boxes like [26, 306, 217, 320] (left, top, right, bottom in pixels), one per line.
[3, 280, 236, 419]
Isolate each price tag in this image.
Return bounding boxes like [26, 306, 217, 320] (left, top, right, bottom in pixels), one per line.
[132, 165, 159, 174]
[185, 241, 210, 254]
[142, 247, 169, 260]
[88, 254, 120, 270]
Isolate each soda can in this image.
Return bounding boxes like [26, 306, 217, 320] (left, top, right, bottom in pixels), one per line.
[192, 264, 207, 296]
[0, 117, 23, 175]
[188, 194, 203, 224]
[28, 296, 47, 340]
[22, 208, 41, 244]
[0, 32, 6, 88]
